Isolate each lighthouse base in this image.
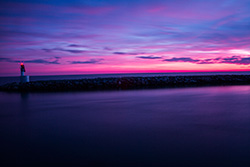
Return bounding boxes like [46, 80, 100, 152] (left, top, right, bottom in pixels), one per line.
[20, 76, 29, 83]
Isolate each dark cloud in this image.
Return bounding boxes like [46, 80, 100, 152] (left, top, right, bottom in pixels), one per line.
[113, 52, 143, 55]
[214, 57, 221, 60]
[222, 56, 240, 61]
[104, 47, 112, 50]
[68, 44, 88, 48]
[220, 57, 250, 65]
[0, 58, 12, 62]
[43, 48, 85, 53]
[25, 59, 60, 64]
[197, 56, 250, 65]
[0, 57, 61, 64]
[163, 57, 200, 62]
[113, 52, 125, 54]
[163, 56, 250, 65]
[0, 57, 19, 63]
[70, 58, 103, 64]
[137, 55, 162, 59]
[62, 49, 85, 53]
[196, 58, 214, 64]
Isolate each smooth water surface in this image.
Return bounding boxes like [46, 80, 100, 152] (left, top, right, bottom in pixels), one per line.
[1, 86, 250, 166]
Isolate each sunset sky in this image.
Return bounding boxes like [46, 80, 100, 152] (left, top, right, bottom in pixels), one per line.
[0, 0, 250, 76]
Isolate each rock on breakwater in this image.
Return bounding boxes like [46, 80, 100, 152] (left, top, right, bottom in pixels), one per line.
[1, 75, 250, 92]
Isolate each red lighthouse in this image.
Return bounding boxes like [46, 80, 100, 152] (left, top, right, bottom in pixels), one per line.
[20, 63, 29, 83]
[20, 63, 25, 76]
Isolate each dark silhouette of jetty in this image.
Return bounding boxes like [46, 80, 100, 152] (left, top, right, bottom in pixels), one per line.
[1, 75, 250, 92]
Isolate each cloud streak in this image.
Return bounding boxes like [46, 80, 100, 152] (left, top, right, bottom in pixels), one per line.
[0, 58, 16, 62]
[163, 56, 250, 65]
[163, 57, 199, 63]
[25, 58, 60, 64]
[68, 44, 88, 48]
[70, 58, 103, 64]
[137, 55, 162, 59]
[113, 52, 144, 55]
[42, 48, 86, 54]
[0, 57, 61, 64]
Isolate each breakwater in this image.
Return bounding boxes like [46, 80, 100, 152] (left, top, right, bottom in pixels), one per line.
[1, 75, 250, 92]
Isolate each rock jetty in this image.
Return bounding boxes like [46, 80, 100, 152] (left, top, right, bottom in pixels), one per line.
[1, 75, 250, 92]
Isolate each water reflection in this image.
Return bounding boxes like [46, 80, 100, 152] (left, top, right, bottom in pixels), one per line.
[20, 92, 29, 113]
[0, 85, 250, 166]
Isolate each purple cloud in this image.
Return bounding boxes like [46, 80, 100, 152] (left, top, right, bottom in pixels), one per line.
[42, 48, 86, 54]
[137, 55, 162, 59]
[0, 57, 60, 64]
[70, 58, 103, 64]
[25, 59, 60, 64]
[0, 58, 14, 62]
[68, 44, 89, 48]
[163, 56, 250, 65]
[104, 47, 112, 50]
[113, 52, 144, 55]
[163, 57, 200, 63]
[220, 57, 250, 65]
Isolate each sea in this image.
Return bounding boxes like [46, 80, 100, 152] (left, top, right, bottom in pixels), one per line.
[1, 72, 250, 166]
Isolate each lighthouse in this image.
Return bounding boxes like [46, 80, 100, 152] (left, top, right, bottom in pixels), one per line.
[20, 63, 29, 83]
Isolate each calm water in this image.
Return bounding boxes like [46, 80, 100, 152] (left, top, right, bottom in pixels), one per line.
[1, 71, 250, 85]
[1, 86, 250, 166]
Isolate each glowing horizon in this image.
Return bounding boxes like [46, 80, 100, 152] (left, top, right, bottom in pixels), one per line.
[0, 0, 250, 76]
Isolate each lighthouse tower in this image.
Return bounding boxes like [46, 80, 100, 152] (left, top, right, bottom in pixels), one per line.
[20, 63, 29, 83]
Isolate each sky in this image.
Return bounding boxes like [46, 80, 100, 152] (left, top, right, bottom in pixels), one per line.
[0, 0, 250, 76]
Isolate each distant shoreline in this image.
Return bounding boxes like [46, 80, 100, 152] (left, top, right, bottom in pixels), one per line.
[1, 75, 250, 92]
